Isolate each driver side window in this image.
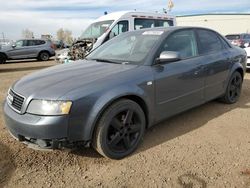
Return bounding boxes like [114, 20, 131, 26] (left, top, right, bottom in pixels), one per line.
[15, 40, 24, 47]
[109, 21, 129, 39]
[161, 30, 198, 59]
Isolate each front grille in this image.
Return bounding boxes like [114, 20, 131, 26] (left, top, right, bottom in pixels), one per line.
[8, 89, 25, 112]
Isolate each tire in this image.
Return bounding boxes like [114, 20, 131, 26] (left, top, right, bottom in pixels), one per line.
[38, 51, 50, 61]
[93, 99, 146, 159]
[0, 54, 6, 64]
[220, 71, 243, 104]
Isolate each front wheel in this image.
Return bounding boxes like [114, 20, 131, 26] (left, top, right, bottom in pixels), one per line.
[93, 99, 146, 159]
[221, 71, 243, 104]
[0, 54, 6, 64]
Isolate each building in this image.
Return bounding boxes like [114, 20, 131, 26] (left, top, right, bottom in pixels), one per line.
[176, 13, 250, 35]
[41, 34, 53, 40]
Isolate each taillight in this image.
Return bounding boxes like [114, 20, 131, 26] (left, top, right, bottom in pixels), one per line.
[50, 44, 56, 49]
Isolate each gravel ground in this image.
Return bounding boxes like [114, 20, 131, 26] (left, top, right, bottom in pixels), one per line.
[0, 60, 250, 188]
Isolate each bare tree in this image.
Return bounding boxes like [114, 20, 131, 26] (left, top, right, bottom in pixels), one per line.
[56, 28, 64, 41]
[22, 29, 34, 39]
[56, 28, 73, 45]
[64, 29, 73, 44]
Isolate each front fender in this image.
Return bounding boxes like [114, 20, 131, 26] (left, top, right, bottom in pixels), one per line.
[81, 83, 154, 141]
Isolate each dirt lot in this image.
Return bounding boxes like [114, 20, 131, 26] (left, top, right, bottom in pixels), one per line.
[0, 60, 250, 188]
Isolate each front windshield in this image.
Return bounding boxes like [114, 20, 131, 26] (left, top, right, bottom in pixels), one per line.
[81, 20, 114, 39]
[87, 31, 162, 64]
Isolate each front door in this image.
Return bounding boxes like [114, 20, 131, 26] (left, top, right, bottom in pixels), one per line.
[8, 40, 29, 59]
[153, 29, 206, 121]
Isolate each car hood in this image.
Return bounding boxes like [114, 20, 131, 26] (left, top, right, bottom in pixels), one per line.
[0, 45, 11, 51]
[13, 60, 137, 100]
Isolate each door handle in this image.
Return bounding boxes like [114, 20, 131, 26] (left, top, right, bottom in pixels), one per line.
[194, 65, 206, 75]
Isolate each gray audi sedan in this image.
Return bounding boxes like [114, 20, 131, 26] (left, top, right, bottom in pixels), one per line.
[4, 27, 247, 159]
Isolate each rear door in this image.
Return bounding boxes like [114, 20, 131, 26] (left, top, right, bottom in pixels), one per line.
[153, 29, 206, 121]
[26, 40, 45, 58]
[196, 29, 232, 101]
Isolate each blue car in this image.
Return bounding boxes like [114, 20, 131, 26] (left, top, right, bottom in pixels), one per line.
[4, 27, 247, 159]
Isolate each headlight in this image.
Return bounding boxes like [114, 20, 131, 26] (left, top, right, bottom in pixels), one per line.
[27, 100, 72, 115]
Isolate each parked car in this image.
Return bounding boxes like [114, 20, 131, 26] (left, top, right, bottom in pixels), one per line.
[0, 39, 56, 64]
[244, 43, 250, 69]
[4, 27, 246, 159]
[225, 33, 250, 48]
[58, 11, 176, 63]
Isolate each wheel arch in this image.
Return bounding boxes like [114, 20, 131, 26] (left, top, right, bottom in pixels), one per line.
[0, 52, 8, 59]
[235, 67, 244, 80]
[228, 62, 244, 80]
[87, 93, 151, 142]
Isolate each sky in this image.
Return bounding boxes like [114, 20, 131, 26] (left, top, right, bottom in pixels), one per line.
[0, 0, 249, 40]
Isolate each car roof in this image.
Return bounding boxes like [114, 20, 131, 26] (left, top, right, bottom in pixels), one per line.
[95, 11, 175, 22]
[133, 26, 217, 34]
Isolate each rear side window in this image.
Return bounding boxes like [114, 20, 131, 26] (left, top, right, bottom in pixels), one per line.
[225, 35, 240, 40]
[134, 18, 173, 30]
[156, 20, 173, 27]
[243, 34, 250, 39]
[197, 29, 223, 55]
[28, 40, 46, 46]
[36, 40, 46, 45]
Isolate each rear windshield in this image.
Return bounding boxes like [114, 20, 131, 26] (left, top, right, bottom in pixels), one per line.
[225, 35, 241, 40]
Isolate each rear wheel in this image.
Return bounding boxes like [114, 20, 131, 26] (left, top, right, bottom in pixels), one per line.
[38, 51, 50, 61]
[221, 71, 242, 104]
[0, 54, 6, 64]
[93, 99, 146, 159]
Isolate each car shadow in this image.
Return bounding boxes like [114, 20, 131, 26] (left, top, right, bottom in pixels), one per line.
[0, 142, 16, 187]
[136, 78, 250, 154]
[70, 78, 250, 159]
[70, 147, 103, 159]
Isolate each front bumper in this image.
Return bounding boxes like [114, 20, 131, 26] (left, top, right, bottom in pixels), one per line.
[3, 101, 73, 149]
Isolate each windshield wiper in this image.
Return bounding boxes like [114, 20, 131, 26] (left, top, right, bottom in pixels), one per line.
[91, 58, 121, 64]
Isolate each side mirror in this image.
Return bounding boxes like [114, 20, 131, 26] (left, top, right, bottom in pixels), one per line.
[12, 44, 16, 48]
[155, 51, 181, 64]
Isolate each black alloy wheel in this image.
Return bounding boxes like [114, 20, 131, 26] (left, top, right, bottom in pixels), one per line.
[39, 52, 50, 61]
[221, 71, 242, 104]
[93, 99, 146, 159]
[0, 54, 6, 64]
